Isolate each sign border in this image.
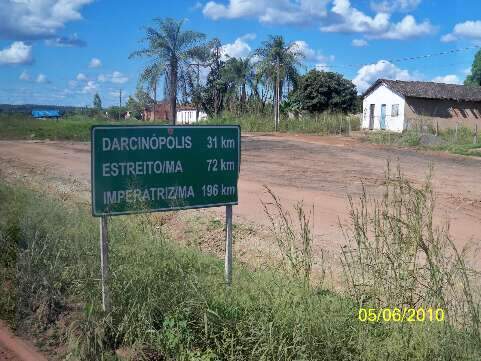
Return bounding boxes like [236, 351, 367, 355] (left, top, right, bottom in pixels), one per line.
[91, 124, 241, 217]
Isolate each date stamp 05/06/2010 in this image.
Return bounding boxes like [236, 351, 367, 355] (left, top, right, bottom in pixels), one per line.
[358, 307, 445, 323]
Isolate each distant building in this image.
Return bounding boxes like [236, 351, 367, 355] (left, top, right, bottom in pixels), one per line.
[143, 101, 170, 121]
[177, 105, 207, 124]
[143, 101, 207, 123]
[31, 110, 63, 119]
[362, 79, 481, 132]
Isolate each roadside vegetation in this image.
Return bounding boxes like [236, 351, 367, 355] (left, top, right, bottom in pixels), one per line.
[0, 113, 167, 141]
[0, 111, 359, 141]
[1, 163, 481, 360]
[200, 112, 360, 135]
[364, 124, 481, 157]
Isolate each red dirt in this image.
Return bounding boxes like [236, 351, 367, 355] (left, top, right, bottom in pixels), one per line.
[0, 322, 48, 361]
[1, 133, 481, 257]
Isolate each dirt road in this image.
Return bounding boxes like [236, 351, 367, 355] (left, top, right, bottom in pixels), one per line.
[0, 322, 48, 361]
[1, 134, 481, 256]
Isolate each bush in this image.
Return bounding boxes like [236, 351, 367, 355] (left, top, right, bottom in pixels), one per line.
[341, 163, 481, 340]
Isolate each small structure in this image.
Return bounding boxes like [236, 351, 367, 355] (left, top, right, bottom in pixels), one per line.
[362, 79, 481, 132]
[143, 101, 170, 121]
[143, 101, 207, 123]
[31, 110, 63, 119]
[177, 105, 207, 124]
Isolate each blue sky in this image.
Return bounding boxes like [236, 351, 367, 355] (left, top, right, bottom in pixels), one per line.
[1, 0, 481, 106]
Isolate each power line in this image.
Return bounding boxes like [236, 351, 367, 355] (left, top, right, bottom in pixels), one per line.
[316, 44, 480, 69]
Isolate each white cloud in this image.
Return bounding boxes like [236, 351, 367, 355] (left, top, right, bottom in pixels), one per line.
[111, 71, 128, 84]
[97, 71, 129, 84]
[442, 20, 481, 42]
[203, 0, 330, 25]
[432, 74, 461, 84]
[0, 0, 93, 40]
[45, 33, 86, 47]
[202, 0, 434, 40]
[321, 0, 434, 40]
[0, 41, 32, 65]
[76, 73, 87, 81]
[352, 38, 368, 47]
[82, 80, 97, 93]
[89, 57, 102, 68]
[36, 74, 49, 83]
[352, 60, 416, 93]
[109, 90, 121, 98]
[221, 34, 256, 59]
[370, 0, 421, 13]
[292, 40, 333, 63]
[373, 15, 435, 40]
[19, 70, 30, 81]
[315, 63, 330, 71]
[321, 0, 390, 34]
[441, 33, 457, 43]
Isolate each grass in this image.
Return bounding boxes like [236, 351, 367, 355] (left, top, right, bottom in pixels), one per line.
[1, 172, 481, 360]
[199, 112, 361, 135]
[0, 112, 360, 141]
[364, 126, 481, 157]
[0, 113, 167, 141]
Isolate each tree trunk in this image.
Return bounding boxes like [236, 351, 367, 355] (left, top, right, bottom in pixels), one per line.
[195, 64, 200, 122]
[275, 60, 280, 132]
[152, 83, 157, 122]
[241, 83, 246, 112]
[169, 60, 177, 125]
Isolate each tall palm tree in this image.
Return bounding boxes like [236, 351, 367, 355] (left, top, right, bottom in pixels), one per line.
[222, 57, 254, 113]
[130, 18, 206, 124]
[138, 63, 163, 120]
[255, 36, 303, 130]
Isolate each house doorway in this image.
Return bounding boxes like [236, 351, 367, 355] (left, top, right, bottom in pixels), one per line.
[380, 104, 387, 130]
[369, 104, 375, 130]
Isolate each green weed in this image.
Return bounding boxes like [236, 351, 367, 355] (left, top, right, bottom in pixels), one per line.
[1, 179, 481, 360]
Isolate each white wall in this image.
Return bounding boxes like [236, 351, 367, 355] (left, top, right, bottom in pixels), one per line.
[177, 110, 208, 124]
[362, 84, 405, 132]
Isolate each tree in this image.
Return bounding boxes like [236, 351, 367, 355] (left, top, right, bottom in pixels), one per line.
[138, 63, 163, 105]
[199, 38, 226, 117]
[106, 106, 126, 119]
[465, 49, 481, 86]
[93, 93, 102, 110]
[255, 36, 303, 130]
[290, 70, 357, 114]
[126, 88, 155, 119]
[221, 57, 254, 113]
[130, 18, 206, 124]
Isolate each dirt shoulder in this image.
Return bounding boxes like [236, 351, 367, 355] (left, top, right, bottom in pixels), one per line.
[1, 133, 481, 263]
[0, 322, 49, 361]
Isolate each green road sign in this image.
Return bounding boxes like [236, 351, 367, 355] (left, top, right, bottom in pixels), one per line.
[91, 125, 240, 216]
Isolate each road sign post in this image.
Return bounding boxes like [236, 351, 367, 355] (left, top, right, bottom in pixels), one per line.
[91, 125, 240, 306]
[99, 216, 111, 312]
[225, 205, 233, 285]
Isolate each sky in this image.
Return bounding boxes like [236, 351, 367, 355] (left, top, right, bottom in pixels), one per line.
[1, 0, 481, 107]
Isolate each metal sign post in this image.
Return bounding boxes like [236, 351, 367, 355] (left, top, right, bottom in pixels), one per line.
[99, 216, 111, 312]
[225, 205, 233, 285]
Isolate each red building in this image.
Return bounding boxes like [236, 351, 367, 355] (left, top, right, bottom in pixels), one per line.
[143, 101, 171, 121]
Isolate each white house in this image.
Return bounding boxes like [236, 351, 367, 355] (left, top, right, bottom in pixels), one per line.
[362, 79, 405, 132]
[362, 79, 481, 133]
[177, 105, 207, 124]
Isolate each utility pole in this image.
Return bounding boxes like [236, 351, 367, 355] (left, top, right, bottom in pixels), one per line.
[118, 89, 122, 121]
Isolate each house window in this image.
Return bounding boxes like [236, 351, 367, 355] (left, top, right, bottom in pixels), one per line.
[391, 104, 399, 117]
